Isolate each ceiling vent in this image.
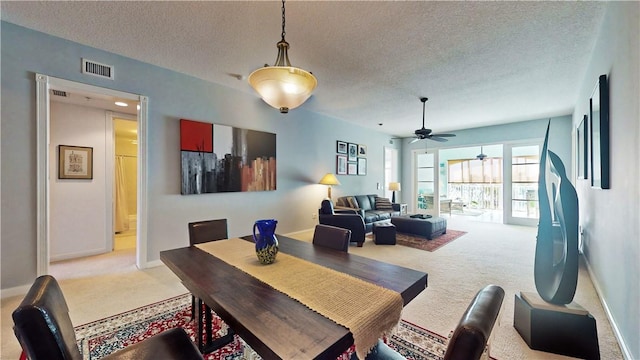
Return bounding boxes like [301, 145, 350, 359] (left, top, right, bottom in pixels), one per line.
[82, 58, 114, 80]
[51, 90, 68, 97]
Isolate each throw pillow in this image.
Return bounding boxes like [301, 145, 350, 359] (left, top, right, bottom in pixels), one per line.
[375, 197, 394, 210]
[346, 196, 359, 209]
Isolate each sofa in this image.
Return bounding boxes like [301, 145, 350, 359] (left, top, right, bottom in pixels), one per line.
[335, 194, 401, 233]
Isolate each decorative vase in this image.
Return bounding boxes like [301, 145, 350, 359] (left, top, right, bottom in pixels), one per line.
[253, 219, 279, 264]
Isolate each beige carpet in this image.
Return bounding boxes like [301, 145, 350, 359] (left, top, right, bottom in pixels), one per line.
[1, 217, 622, 360]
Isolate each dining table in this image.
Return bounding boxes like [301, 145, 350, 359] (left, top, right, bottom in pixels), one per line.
[160, 234, 428, 359]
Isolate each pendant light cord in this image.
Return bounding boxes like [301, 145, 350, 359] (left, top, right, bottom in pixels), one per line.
[281, 0, 286, 41]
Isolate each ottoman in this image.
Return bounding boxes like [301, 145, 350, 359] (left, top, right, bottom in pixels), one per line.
[373, 223, 396, 245]
[391, 215, 447, 240]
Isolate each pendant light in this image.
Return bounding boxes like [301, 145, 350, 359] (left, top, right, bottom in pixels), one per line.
[248, 0, 317, 113]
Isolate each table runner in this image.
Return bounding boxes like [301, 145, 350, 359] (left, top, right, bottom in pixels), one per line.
[196, 238, 403, 358]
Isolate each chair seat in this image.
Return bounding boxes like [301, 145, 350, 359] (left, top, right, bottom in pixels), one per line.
[102, 328, 203, 360]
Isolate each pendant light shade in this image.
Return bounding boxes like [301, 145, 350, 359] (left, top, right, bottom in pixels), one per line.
[248, 0, 317, 113]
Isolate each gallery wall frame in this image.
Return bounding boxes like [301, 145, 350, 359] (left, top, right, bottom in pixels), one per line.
[357, 158, 367, 175]
[336, 155, 347, 175]
[347, 143, 358, 161]
[347, 162, 357, 175]
[589, 74, 610, 189]
[358, 144, 367, 157]
[577, 115, 588, 179]
[337, 141, 347, 154]
[58, 145, 93, 179]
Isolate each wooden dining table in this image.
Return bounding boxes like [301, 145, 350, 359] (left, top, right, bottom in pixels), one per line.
[160, 234, 428, 359]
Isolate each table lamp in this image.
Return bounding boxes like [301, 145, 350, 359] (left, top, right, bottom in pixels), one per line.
[319, 173, 340, 200]
[388, 182, 401, 203]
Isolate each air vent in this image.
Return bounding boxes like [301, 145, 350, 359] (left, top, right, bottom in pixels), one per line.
[82, 58, 114, 80]
[51, 90, 68, 97]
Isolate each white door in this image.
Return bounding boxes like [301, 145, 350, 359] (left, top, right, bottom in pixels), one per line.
[505, 143, 541, 226]
[414, 150, 439, 215]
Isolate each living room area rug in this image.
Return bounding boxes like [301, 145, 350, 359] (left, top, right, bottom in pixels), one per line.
[368, 229, 467, 252]
[70, 293, 465, 360]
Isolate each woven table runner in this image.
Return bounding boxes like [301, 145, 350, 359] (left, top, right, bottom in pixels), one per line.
[196, 238, 403, 358]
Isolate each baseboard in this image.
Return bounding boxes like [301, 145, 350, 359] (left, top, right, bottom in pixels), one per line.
[50, 248, 110, 262]
[583, 255, 633, 359]
[1, 283, 33, 299]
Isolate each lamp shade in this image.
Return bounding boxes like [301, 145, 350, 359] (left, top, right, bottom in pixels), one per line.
[249, 66, 317, 113]
[319, 173, 341, 186]
[388, 182, 401, 191]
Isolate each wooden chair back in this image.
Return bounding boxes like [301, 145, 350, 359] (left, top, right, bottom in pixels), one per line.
[312, 224, 351, 252]
[188, 219, 228, 245]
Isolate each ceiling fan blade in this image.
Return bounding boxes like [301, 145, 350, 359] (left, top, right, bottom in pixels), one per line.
[429, 136, 449, 142]
[431, 133, 456, 137]
[409, 137, 421, 144]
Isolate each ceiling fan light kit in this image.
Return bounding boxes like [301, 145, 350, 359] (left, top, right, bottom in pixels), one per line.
[248, 0, 317, 114]
[410, 97, 456, 144]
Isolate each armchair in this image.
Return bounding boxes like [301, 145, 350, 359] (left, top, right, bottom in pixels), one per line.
[318, 199, 366, 247]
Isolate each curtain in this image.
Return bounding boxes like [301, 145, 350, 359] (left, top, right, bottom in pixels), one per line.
[115, 156, 129, 233]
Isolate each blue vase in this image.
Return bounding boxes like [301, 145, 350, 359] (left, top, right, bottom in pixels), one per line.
[253, 219, 279, 264]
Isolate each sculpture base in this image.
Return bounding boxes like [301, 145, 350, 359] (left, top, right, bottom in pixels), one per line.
[514, 292, 600, 360]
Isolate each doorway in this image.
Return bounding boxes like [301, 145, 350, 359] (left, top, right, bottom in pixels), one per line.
[35, 74, 149, 276]
[113, 116, 138, 252]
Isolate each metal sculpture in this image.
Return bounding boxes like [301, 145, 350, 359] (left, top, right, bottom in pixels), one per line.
[534, 121, 579, 304]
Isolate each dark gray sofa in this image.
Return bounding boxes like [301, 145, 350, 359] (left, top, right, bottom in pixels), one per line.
[335, 194, 400, 233]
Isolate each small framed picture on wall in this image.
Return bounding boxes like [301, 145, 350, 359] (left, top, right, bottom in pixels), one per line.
[357, 158, 367, 175]
[336, 155, 347, 175]
[337, 141, 347, 154]
[348, 143, 358, 161]
[58, 145, 93, 179]
[347, 162, 357, 175]
[358, 144, 367, 157]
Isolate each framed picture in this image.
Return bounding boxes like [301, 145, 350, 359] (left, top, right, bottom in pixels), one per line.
[358, 144, 367, 157]
[347, 162, 358, 175]
[337, 141, 347, 154]
[577, 115, 587, 179]
[589, 74, 609, 189]
[357, 158, 367, 175]
[347, 143, 358, 161]
[58, 145, 93, 179]
[180, 119, 277, 194]
[336, 155, 347, 175]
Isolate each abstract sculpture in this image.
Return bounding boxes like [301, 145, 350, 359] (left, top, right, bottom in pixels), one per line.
[534, 121, 579, 304]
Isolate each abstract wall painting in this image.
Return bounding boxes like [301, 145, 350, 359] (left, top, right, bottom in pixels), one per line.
[180, 119, 276, 195]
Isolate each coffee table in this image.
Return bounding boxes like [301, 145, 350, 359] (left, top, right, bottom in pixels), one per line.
[391, 214, 447, 240]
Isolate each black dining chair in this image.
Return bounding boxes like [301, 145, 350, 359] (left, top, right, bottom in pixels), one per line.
[13, 275, 203, 360]
[312, 224, 351, 252]
[355, 284, 505, 360]
[187, 218, 234, 352]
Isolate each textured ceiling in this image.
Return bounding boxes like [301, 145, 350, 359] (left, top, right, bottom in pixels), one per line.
[1, 1, 606, 138]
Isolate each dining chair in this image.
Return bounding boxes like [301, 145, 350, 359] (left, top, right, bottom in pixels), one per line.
[187, 219, 234, 352]
[356, 284, 505, 360]
[312, 224, 351, 252]
[13, 275, 203, 360]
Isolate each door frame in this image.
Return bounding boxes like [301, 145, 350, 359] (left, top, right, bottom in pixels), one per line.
[36, 73, 149, 275]
[503, 141, 543, 226]
[412, 149, 440, 215]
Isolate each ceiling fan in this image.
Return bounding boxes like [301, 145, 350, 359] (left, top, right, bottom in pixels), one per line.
[410, 97, 456, 144]
[476, 146, 488, 161]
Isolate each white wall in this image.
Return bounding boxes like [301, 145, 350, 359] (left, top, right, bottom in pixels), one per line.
[573, 3, 639, 358]
[49, 102, 110, 260]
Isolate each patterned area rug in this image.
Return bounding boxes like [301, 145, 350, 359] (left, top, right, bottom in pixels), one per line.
[72, 293, 462, 360]
[369, 229, 467, 252]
